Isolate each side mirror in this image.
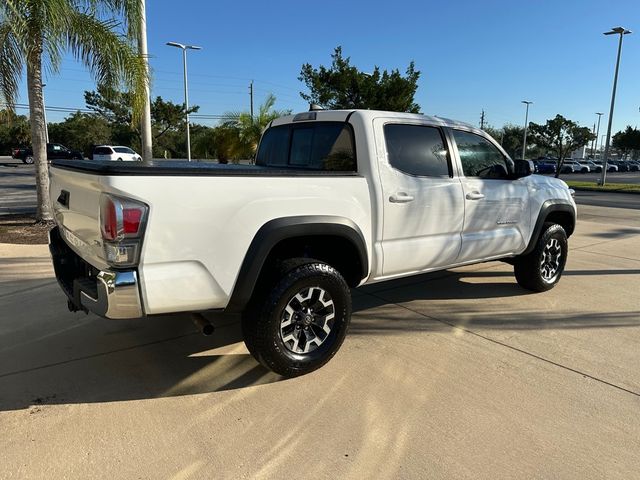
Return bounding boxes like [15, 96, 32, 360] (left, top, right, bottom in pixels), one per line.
[513, 159, 534, 178]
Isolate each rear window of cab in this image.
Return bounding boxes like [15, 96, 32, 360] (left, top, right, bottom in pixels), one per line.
[256, 122, 356, 171]
[93, 147, 113, 155]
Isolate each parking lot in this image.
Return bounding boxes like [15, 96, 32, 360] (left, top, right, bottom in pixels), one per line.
[1, 161, 639, 478]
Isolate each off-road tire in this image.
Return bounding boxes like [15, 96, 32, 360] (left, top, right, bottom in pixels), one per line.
[242, 262, 351, 377]
[514, 223, 568, 292]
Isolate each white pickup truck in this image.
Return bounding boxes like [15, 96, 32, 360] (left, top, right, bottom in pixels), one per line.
[49, 109, 576, 377]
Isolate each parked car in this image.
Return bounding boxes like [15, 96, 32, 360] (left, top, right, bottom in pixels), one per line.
[48, 109, 576, 377]
[593, 161, 618, 172]
[11, 143, 84, 164]
[93, 145, 142, 162]
[533, 160, 556, 174]
[563, 160, 590, 173]
[560, 162, 576, 174]
[584, 161, 602, 173]
[625, 161, 639, 172]
[610, 160, 630, 172]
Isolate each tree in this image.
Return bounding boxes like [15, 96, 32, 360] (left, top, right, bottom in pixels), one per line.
[86, 87, 198, 138]
[193, 125, 245, 164]
[528, 115, 595, 177]
[48, 111, 111, 157]
[612, 126, 640, 159]
[0, 0, 148, 221]
[0, 110, 30, 153]
[221, 94, 290, 158]
[299, 46, 421, 112]
[484, 123, 545, 160]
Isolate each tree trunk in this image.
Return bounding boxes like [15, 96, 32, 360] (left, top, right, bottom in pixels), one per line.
[26, 44, 53, 222]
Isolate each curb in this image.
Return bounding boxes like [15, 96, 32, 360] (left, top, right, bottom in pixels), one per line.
[569, 186, 640, 195]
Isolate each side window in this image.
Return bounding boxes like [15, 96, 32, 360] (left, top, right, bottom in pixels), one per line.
[53, 145, 63, 152]
[452, 130, 511, 179]
[384, 124, 451, 177]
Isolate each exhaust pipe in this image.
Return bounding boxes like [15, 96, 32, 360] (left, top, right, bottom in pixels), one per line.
[191, 313, 214, 336]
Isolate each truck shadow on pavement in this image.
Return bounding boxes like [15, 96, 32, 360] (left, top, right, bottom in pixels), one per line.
[0, 309, 282, 412]
[1, 265, 638, 412]
[351, 268, 640, 334]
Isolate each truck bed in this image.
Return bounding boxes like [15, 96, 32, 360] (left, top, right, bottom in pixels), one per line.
[51, 159, 360, 177]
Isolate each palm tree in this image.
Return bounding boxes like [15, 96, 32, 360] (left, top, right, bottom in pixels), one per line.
[222, 94, 290, 158]
[0, 0, 148, 221]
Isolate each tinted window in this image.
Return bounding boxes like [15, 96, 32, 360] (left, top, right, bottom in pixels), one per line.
[256, 122, 356, 171]
[113, 147, 134, 154]
[93, 147, 113, 155]
[452, 130, 510, 178]
[384, 124, 450, 177]
[256, 126, 289, 166]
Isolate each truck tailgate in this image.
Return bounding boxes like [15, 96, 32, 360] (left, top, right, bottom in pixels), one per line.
[49, 166, 108, 270]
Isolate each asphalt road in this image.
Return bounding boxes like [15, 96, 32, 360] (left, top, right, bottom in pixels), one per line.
[0, 158, 37, 216]
[1, 206, 639, 478]
[556, 171, 640, 184]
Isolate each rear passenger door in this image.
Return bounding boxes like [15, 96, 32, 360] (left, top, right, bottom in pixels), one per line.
[375, 120, 465, 277]
[449, 128, 529, 262]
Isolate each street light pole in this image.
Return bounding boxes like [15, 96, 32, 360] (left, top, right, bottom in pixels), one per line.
[521, 100, 533, 160]
[599, 27, 631, 186]
[592, 112, 603, 159]
[166, 42, 202, 162]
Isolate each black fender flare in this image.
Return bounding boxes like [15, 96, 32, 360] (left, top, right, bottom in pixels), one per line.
[225, 216, 368, 313]
[522, 200, 575, 255]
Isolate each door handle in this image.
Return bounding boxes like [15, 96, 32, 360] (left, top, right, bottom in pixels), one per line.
[465, 191, 485, 200]
[389, 192, 415, 203]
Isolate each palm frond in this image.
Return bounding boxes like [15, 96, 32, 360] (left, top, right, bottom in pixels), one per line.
[0, 23, 24, 108]
[63, 9, 148, 122]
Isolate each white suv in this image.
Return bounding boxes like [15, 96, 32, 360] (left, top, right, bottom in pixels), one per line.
[93, 145, 142, 162]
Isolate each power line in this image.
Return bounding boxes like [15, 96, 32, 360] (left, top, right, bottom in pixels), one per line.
[2, 103, 229, 120]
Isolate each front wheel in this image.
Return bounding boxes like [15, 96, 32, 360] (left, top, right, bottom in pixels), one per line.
[242, 262, 351, 377]
[514, 223, 568, 292]
[23, 155, 34, 165]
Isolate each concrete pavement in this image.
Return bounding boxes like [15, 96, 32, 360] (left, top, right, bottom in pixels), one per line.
[0, 206, 639, 479]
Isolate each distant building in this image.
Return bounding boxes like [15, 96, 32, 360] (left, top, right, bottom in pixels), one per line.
[570, 146, 587, 160]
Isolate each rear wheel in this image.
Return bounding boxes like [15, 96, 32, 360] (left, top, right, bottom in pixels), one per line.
[514, 223, 568, 292]
[23, 155, 34, 165]
[242, 262, 351, 377]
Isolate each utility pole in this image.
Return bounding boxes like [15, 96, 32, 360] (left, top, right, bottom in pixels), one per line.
[479, 109, 485, 129]
[249, 80, 254, 121]
[138, 0, 153, 163]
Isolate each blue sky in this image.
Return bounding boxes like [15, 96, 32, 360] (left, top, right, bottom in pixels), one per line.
[17, 0, 640, 134]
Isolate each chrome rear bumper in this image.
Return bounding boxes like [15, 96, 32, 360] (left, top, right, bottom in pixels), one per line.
[49, 227, 143, 319]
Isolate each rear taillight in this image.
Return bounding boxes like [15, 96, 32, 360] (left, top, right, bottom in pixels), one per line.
[99, 194, 148, 267]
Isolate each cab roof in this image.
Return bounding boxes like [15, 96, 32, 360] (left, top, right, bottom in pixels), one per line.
[270, 109, 476, 131]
